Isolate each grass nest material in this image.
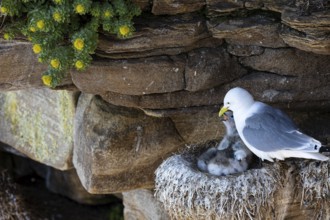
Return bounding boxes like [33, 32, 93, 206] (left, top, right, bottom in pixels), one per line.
[295, 159, 330, 219]
[154, 147, 286, 220]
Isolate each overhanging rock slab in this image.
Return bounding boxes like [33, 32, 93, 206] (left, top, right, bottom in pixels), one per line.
[73, 94, 184, 193]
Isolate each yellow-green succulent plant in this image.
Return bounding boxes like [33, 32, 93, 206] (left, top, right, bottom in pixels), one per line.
[0, 0, 141, 87]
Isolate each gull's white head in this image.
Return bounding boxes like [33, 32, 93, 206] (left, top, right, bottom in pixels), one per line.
[219, 87, 254, 116]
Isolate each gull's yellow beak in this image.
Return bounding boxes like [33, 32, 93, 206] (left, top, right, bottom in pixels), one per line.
[218, 106, 228, 117]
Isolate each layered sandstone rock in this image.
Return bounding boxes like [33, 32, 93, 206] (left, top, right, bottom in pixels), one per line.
[123, 189, 169, 220]
[73, 94, 184, 193]
[0, 41, 73, 90]
[0, 0, 329, 218]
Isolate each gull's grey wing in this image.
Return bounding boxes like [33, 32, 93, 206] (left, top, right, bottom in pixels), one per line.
[242, 103, 318, 152]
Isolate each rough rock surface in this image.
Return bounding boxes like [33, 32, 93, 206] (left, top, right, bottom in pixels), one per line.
[140, 106, 225, 144]
[226, 44, 265, 56]
[164, 107, 225, 144]
[280, 26, 330, 55]
[282, 10, 330, 33]
[233, 72, 330, 105]
[46, 167, 114, 205]
[206, 0, 330, 54]
[72, 56, 186, 96]
[280, 10, 330, 55]
[101, 88, 224, 109]
[206, 0, 297, 15]
[73, 94, 184, 193]
[185, 47, 247, 92]
[208, 13, 287, 48]
[102, 71, 330, 111]
[206, 0, 245, 15]
[96, 14, 222, 59]
[78, 40, 253, 98]
[152, 0, 205, 15]
[0, 41, 46, 91]
[123, 189, 169, 220]
[239, 48, 330, 76]
[0, 41, 72, 90]
[281, 8, 330, 55]
[0, 88, 78, 170]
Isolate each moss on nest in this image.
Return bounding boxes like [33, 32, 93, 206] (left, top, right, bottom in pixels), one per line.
[155, 150, 285, 220]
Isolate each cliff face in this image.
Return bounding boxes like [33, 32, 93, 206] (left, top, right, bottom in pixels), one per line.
[0, 0, 330, 219]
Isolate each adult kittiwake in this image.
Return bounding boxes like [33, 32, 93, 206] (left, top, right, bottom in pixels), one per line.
[219, 87, 329, 162]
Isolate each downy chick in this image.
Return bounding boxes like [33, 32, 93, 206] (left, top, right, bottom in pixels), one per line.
[203, 111, 254, 176]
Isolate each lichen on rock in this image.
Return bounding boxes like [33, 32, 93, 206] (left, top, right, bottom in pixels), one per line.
[0, 88, 77, 170]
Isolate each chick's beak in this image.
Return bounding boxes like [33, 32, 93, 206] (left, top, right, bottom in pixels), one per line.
[220, 113, 228, 121]
[218, 106, 228, 117]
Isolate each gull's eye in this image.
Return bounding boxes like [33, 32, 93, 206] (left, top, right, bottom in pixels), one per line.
[226, 102, 230, 105]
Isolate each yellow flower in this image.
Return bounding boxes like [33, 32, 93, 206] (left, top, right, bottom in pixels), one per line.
[29, 26, 36, 32]
[32, 44, 42, 54]
[73, 38, 84, 51]
[75, 4, 85, 14]
[103, 10, 112, 18]
[3, 33, 10, 40]
[75, 60, 85, 70]
[42, 75, 52, 87]
[119, 25, 131, 37]
[38, 57, 43, 63]
[53, 12, 62, 22]
[37, 20, 45, 30]
[0, 6, 8, 14]
[50, 59, 60, 69]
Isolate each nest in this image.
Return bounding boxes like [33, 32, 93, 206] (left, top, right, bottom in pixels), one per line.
[295, 159, 330, 219]
[155, 150, 285, 220]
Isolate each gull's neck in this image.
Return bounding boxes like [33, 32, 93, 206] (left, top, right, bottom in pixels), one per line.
[233, 101, 254, 117]
[232, 101, 255, 131]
